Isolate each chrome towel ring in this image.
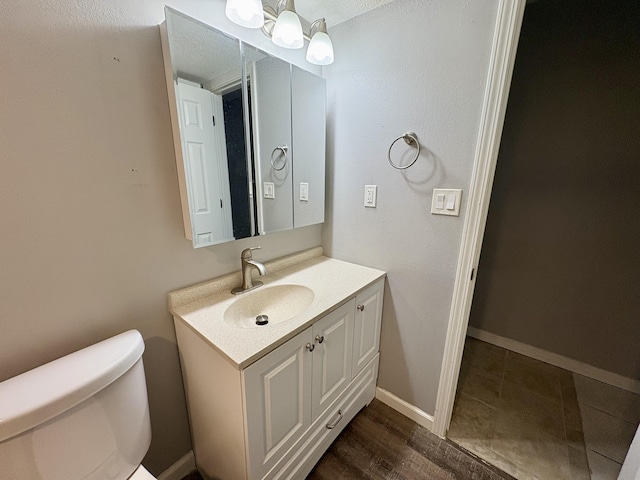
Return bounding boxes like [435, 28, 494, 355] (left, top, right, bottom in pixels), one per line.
[388, 132, 420, 170]
[270, 145, 288, 171]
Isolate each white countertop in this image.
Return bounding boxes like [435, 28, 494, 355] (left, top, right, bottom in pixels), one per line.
[168, 248, 386, 369]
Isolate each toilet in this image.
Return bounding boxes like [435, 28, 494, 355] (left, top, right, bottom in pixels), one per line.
[0, 330, 156, 479]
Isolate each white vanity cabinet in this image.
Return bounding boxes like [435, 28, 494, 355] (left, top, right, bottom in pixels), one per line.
[244, 299, 355, 479]
[173, 277, 384, 480]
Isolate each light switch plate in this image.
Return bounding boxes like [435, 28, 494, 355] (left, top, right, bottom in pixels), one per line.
[300, 182, 309, 202]
[263, 182, 275, 199]
[431, 189, 462, 216]
[364, 185, 377, 208]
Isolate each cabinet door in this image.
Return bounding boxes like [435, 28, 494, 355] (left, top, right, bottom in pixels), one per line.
[292, 65, 326, 229]
[352, 279, 384, 377]
[250, 51, 294, 235]
[243, 328, 313, 480]
[311, 299, 355, 420]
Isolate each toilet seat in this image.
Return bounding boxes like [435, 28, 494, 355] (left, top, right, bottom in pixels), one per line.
[129, 465, 157, 479]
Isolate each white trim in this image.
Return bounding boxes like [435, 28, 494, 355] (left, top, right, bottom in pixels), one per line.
[176, 77, 202, 88]
[157, 451, 196, 480]
[467, 327, 640, 395]
[619, 425, 640, 480]
[432, 0, 526, 438]
[375, 387, 434, 431]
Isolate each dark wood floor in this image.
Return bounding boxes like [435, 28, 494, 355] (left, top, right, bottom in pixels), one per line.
[181, 399, 514, 480]
[308, 399, 514, 480]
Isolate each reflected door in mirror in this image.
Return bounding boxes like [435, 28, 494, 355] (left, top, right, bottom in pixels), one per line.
[177, 80, 234, 246]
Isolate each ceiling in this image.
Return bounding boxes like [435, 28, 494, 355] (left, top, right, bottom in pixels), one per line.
[262, 0, 395, 29]
[167, 9, 242, 86]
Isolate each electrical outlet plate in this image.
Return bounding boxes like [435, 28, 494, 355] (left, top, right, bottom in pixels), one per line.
[364, 185, 377, 208]
[431, 189, 462, 216]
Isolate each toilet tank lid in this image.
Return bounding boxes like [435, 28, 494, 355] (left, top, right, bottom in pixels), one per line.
[0, 330, 145, 443]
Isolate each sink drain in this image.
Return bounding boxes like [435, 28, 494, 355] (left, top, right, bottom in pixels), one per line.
[255, 315, 269, 326]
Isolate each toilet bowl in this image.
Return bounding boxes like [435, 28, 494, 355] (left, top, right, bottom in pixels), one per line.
[0, 330, 156, 479]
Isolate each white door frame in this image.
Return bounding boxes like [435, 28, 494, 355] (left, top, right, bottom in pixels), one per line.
[431, 0, 527, 437]
[619, 425, 640, 480]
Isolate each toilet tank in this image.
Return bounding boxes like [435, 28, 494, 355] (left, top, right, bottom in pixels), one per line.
[0, 330, 151, 480]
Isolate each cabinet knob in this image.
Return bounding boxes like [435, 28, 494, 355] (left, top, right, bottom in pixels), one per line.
[315, 335, 324, 344]
[306, 343, 315, 352]
[357, 304, 365, 311]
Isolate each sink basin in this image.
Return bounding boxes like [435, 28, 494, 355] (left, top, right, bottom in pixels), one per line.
[224, 284, 315, 328]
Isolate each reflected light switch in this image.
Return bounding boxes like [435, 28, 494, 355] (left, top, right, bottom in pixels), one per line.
[364, 185, 377, 208]
[300, 182, 309, 201]
[264, 182, 275, 199]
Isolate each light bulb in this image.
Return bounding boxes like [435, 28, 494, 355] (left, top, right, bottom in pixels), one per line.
[307, 31, 334, 65]
[272, 10, 303, 49]
[225, 0, 264, 29]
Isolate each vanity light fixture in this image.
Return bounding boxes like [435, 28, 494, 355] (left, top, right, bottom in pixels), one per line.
[225, 0, 335, 65]
[306, 18, 334, 65]
[271, 0, 304, 49]
[225, 0, 265, 29]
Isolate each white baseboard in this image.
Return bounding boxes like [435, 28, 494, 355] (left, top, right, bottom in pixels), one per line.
[467, 327, 640, 394]
[157, 451, 196, 480]
[375, 387, 434, 432]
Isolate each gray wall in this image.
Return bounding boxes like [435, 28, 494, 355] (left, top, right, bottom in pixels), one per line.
[469, 0, 640, 380]
[323, 0, 500, 414]
[2, 0, 510, 473]
[0, 0, 320, 475]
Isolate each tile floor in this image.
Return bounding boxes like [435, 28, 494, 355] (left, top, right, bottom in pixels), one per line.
[449, 337, 640, 480]
[448, 337, 590, 480]
[574, 374, 640, 479]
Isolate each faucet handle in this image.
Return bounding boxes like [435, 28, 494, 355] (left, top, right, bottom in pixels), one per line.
[241, 246, 261, 260]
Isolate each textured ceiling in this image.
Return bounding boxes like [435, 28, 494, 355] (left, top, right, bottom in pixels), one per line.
[262, 0, 396, 29]
[167, 9, 241, 87]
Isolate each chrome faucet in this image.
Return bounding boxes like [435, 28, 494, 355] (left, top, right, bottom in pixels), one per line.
[231, 247, 267, 295]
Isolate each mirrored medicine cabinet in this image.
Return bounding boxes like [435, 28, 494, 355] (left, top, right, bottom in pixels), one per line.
[161, 7, 326, 248]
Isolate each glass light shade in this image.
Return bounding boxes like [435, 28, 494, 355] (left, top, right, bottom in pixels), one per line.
[272, 10, 304, 49]
[306, 31, 334, 65]
[225, 0, 264, 29]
